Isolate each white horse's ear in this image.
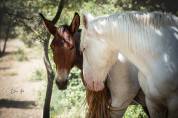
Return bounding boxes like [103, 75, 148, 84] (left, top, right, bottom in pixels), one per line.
[83, 13, 94, 29]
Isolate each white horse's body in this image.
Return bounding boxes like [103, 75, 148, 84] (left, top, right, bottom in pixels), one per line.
[81, 11, 178, 118]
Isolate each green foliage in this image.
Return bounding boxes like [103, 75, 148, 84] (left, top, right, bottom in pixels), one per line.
[124, 105, 148, 118]
[80, 1, 119, 16]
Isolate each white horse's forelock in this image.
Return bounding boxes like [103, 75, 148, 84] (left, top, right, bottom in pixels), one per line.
[83, 13, 94, 22]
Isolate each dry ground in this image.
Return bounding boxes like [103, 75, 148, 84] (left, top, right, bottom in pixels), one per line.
[0, 39, 45, 118]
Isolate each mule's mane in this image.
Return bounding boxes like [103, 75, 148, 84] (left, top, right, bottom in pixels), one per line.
[75, 29, 82, 58]
[58, 24, 70, 31]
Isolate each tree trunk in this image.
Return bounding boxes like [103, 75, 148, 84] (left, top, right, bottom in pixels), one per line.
[42, 0, 66, 118]
[2, 22, 11, 55]
[43, 35, 55, 118]
[0, 0, 5, 56]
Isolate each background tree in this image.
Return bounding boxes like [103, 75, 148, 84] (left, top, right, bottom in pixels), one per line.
[115, 0, 178, 15]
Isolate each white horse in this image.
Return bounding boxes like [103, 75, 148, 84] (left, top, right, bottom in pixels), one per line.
[81, 11, 178, 118]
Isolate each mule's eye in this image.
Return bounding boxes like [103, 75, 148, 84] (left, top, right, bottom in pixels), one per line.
[61, 39, 65, 44]
[50, 43, 55, 49]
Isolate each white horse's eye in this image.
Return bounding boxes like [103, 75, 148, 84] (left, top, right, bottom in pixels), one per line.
[82, 47, 86, 52]
[81, 43, 87, 52]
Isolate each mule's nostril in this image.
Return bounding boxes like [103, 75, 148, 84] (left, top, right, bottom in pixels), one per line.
[55, 79, 68, 90]
[64, 79, 68, 85]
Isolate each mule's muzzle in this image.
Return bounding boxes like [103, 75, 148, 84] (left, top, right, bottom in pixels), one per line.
[55, 79, 68, 90]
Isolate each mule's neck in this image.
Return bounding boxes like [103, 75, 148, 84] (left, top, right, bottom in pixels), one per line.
[74, 30, 83, 70]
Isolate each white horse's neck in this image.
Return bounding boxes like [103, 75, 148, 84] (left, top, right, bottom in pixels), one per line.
[98, 13, 178, 77]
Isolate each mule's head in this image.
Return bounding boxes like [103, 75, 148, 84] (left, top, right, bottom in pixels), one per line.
[41, 13, 80, 90]
[81, 13, 117, 91]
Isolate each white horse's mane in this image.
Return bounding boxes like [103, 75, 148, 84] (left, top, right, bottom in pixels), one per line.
[91, 11, 178, 29]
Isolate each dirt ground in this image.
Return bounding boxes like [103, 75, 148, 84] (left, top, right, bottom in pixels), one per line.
[0, 39, 45, 118]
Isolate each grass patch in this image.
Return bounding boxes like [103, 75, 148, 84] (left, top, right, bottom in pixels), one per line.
[124, 105, 148, 118]
[14, 48, 28, 61]
[30, 69, 45, 81]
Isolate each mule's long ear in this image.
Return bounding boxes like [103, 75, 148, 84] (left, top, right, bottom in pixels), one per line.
[69, 12, 80, 34]
[39, 13, 57, 35]
[83, 13, 94, 29]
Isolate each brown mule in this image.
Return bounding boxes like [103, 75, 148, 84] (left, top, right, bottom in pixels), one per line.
[40, 12, 81, 90]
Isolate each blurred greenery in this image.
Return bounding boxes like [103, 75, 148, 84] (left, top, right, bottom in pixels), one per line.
[1, 0, 178, 117]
